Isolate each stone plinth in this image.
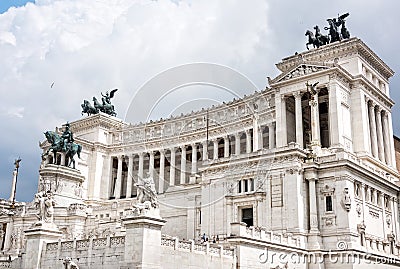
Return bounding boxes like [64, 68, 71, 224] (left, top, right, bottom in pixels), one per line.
[23, 225, 62, 269]
[39, 164, 85, 207]
[121, 212, 166, 269]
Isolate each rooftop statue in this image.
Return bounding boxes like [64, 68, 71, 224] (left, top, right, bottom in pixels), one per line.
[81, 89, 118, 117]
[305, 13, 350, 50]
[43, 123, 82, 169]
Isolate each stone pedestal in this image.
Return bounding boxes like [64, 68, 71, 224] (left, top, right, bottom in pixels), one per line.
[39, 164, 85, 207]
[23, 225, 62, 269]
[121, 209, 166, 269]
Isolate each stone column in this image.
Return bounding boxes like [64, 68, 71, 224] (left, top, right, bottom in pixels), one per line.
[180, 146, 186, 184]
[245, 130, 252, 153]
[375, 107, 385, 162]
[280, 95, 287, 146]
[202, 141, 208, 161]
[158, 150, 165, 194]
[309, 94, 321, 150]
[224, 136, 230, 157]
[294, 91, 304, 148]
[191, 144, 197, 174]
[115, 155, 123, 199]
[149, 151, 155, 178]
[126, 155, 134, 199]
[9, 169, 17, 202]
[361, 184, 367, 222]
[269, 123, 275, 149]
[368, 102, 378, 158]
[382, 111, 391, 165]
[235, 133, 241, 155]
[169, 148, 176, 186]
[138, 152, 144, 180]
[213, 139, 219, 159]
[252, 115, 260, 151]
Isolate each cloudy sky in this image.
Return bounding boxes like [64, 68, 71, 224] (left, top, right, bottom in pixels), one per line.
[0, 0, 399, 202]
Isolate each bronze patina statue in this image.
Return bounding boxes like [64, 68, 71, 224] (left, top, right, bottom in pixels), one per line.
[305, 13, 350, 50]
[44, 124, 82, 169]
[81, 89, 118, 117]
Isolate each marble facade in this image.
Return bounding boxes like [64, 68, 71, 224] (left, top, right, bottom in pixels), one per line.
[1, 37, 400, 268]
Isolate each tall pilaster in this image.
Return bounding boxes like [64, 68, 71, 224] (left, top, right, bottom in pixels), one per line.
[180, 146, 186, 184]
[126, 155, 134, 198]
[375, 107, 385, 162]
[368, 102, 378, 158]
[294, 91, 304, 148]
[115, 155, 123, 199]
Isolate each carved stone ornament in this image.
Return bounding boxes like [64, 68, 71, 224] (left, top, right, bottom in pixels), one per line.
[342, 188, 351, 212]
[386, 214, 392, 228]
[356, 203, 362, 217]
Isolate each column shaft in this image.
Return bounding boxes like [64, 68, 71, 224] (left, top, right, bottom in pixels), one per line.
[126, 155, 134, 198]
[382, 112, 391, 165]
[149, 151, 155, 178]
[269, 123, 275, 149]
[281, 95, 287, 146]
[159, 151, 165, 194]
[115, 156, 123, 199]
[180, 146, 186, 184]
[368, 103, 378, 158]
[376, 107, 385, 162]
[235, 134, 241, 155]
[169, 149, 176, 186]
[138, 153, 144, 180]
[213, 140, 218, 159]
[294, 91, 304, 148]
[191, 144, 197, 174]
[224, 137, 229, 157]
[246, 130, 251, 153]
[202, 142, 208, 161]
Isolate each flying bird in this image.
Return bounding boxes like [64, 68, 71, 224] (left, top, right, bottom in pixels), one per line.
[50, 82, 55, 88]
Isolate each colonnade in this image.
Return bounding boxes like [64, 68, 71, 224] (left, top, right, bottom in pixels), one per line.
[367, 100, 392, 165]
[109, 123, 276, 199]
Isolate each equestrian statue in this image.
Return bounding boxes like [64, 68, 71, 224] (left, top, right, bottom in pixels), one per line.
[43, 123, 82, 169]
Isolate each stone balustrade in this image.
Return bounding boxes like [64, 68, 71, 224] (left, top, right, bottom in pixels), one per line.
[161, 237, 235, 257]
[230, 222, 302, 248]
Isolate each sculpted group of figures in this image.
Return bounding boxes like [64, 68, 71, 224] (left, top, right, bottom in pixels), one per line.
[305, 13, 350, 50]
[81, 89, 118, 116]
